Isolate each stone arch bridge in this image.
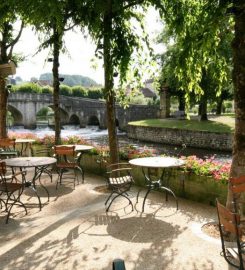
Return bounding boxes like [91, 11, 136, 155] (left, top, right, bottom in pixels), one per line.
[8, 93, 158, 130]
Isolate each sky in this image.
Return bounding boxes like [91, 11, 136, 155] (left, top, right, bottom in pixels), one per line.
[14, 7, 164, 85]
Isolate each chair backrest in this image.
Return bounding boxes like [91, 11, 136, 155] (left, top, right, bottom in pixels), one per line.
[0, 138, 16, 150]
[54, 145, 75, 156]
[33, 146, 52, 157]
[107, 163, 132, 178]
[216, 199, 244, 269]
[54, 145, 76, 163]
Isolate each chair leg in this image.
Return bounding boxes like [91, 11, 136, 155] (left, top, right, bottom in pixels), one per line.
[56, 170, 62, 190]
[106, 192, 133, 212]
[160, 186, 178, 211]
[5, 190, 27, 224]
[105, 192, 115, 206]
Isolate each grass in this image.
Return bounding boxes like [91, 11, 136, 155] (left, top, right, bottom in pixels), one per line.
[128, 116, 235, 133]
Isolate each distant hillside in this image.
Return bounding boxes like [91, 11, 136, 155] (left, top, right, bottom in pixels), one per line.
[39, 73, 100, 87]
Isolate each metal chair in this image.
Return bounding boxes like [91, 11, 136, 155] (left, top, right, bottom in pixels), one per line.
[216, 199, 245, 269]
[54, 145, 83, 189]
[105, 163, 134, 212]
[0, 138, 19, 158]
[0, 161, 27, 223]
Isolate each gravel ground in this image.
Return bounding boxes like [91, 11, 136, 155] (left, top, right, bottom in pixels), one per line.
[0, 171, 237, 270]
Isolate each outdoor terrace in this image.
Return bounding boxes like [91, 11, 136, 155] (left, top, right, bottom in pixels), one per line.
[0, 171, 235, 270]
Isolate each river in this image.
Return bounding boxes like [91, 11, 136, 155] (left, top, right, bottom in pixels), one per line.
[9, 125, 232, 162]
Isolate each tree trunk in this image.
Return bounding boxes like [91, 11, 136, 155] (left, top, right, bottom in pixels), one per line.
[226, 2, 245, 208]
[178, 92, 185, 112]
[216, 98, 223, 115]
[103, 0, 119, 164]
[52, 29, 61, 145]
[199, 95, 208, 121]
[0, 78, 7, 138]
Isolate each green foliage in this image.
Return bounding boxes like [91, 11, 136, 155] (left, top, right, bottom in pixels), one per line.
[59, 84, 72, 96]
[13, 82, 42, 93]
[158, 0, 234, 109]
[41, 86, 53, 94]
[87, 88, 104, 99]
[36, 107, 51, 117]
[71, 86, 88, 98]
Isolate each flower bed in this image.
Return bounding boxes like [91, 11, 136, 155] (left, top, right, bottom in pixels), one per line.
[8, 133, 229, 205]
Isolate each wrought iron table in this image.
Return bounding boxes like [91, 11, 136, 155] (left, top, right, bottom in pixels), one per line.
[129, 156, 185, 212]
[3, 157, 57, 210]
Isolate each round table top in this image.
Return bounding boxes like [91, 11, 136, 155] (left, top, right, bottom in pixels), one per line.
[129, 156, 185, 168]
[15, 139, 36, 143]
[60, 144, 94, 151]
[3, 157, 57, 168]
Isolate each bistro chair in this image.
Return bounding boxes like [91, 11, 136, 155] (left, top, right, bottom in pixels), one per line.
[0, 138, 19, 159]
[54, 145, 83, 189]
[0, 161, 27, 223]
[216, 199, 245, 269]
[105, 163, 134, 212]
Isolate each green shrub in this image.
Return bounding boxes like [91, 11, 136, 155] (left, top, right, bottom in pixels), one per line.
[60, 84, 72, 96]
[71, 86, 88, 97]
[41, 86, 53, 94]
[13, 83, 42, 93]
[87, 88, 104, 99]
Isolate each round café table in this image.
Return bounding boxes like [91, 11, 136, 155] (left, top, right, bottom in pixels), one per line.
[129, 156, 185, 212]
[3, 157, 57, 210]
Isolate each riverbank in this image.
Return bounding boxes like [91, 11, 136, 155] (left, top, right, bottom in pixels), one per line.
[128, 116, 234, 152]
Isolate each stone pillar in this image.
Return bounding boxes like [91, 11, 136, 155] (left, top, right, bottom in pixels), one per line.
[159, 85, 170, 118]
[20, 101, 37, 129]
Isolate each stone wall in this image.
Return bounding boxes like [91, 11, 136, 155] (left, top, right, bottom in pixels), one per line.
[127, 125, 233, 151]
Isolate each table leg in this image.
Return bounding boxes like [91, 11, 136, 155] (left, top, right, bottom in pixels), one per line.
[141, 167, 178, 212]
[76, 152, 85, 183]
[20, 167, 42, 211]
[34, 166, 50, 202]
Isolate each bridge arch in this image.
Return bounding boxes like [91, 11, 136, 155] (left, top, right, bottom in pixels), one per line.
[88, 115, 100, 126]
[69, 114, 80, 125]
[48, 105, 70, 125]
[8, 104, 23, 126]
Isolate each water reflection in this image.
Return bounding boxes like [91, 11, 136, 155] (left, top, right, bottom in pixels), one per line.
[9, 125, 232, 162]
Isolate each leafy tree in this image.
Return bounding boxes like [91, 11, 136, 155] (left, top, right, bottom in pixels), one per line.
[158, 4, 233, 120]
[159, 0, 245, 207]
[0, 2, 24, 138]
[79, 0, 163, 164]
[17, 0, 83, 144]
